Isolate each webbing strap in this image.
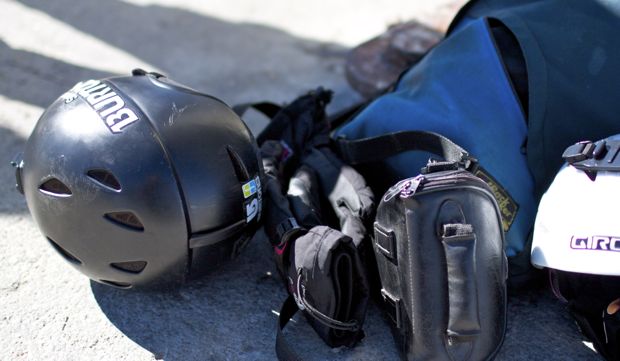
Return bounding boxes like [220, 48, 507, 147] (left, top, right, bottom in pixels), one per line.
[234, 97, 368, 146]
[276, 296, 303, 361]
[232, 101, 282, 120]
[275, 292, 360, 361]
[333, 130, 470, 165]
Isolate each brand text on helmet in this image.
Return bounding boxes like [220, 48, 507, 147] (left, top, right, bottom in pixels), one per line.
[61, 79, 139, 133]
[571, 236, 620, 252]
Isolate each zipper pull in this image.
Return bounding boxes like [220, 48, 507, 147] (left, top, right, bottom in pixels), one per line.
[383, 175, 426, 202]
[399, 174, 425, 198]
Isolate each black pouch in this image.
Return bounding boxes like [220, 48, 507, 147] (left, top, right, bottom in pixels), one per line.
[370, 136, 507, 360]
[275, 226, 369, 352]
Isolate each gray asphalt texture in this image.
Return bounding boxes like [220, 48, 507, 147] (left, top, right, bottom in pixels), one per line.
[0, 0, 603, 360]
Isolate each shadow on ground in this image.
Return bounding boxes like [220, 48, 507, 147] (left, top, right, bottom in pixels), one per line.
[0, 39, 114, 215]
[90, 232, 293, 361]
[15, 0, 353, 106]
[0, 40, 113, 109]
[497, 287, 601, 361]
[90, 230, 400, 361]
[91, 240, 601, 361]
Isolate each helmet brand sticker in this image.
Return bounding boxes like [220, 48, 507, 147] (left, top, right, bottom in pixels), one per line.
[61, 80, 140, 134]
[571, 236, 620, 252]
[244, 176, 262, 223]
[245, 198, 259, 223]
[242, 179, 258, 198]
[474, 168, 519, 232]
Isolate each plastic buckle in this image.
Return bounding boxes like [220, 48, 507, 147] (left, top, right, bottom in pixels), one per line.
[562, 140, 620, 176]
[11, 153, 24, 195]
[593, 140, 608, 160]
[460, 154, 479, 173]
[422, 159, 459, 174]
[422, 154, 478, 174]
[563, 141, 596, 164]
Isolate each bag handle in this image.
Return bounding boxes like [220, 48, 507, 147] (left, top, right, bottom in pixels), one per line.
[332, 130, 476, 169]
[441, 223, 481, 343]
[435, 199, 481, 352]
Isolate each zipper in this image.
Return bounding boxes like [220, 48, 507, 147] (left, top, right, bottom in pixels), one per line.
[399, 174, 425, 198]
[396, 170, 489, 199]
[383, 175, 423, 202]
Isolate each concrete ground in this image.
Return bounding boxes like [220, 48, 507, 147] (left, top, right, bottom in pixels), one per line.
[0, 0, 603, 360]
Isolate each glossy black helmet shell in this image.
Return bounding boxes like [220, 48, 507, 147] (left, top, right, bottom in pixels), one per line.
[18, 70, 263, 289]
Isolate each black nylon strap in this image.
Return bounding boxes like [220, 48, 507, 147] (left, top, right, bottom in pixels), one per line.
[276, 296, 303, 361]
[275, 292, 360, 361]
[299, 293, 360, 332]
[235, 98, 368, 136]
[568, 305, 613, 361]
[333, 130, 470, 165]
[232, 101, 282, 120]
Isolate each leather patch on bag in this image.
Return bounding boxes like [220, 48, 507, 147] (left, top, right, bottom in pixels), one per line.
[474, 168, 518, 232]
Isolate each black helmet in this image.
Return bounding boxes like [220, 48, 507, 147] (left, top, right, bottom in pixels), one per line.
[14, 70, 263, 289]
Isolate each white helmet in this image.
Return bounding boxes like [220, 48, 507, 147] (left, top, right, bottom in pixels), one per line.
[531, 164, 620, 275]
[532, 136, 620, 360]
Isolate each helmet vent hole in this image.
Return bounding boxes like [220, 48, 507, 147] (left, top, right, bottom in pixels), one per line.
[87, 169, 121, 191]
[46, 237, 81, 265]
[104, 212, 144, 231]
[99, 279, 132, 289]
[110, 261, 147, 274]
[227, 146, 250, 182]
[39, 178, 72, 197]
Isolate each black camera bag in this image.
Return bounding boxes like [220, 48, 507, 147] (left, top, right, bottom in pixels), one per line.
[366, 132, 508, 360]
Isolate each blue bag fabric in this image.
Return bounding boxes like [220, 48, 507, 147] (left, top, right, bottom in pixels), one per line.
[335, 18, 535, 261]
[450, 0, 620, 196]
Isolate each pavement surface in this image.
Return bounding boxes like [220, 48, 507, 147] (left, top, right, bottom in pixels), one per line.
[0, 0, 604, 360]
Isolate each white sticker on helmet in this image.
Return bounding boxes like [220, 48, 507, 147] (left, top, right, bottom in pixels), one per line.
[61, 79, 140, 134]
[243, 176, 262, 223]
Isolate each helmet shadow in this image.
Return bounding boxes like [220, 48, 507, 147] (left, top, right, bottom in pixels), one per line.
[90, 233, 286, 360]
